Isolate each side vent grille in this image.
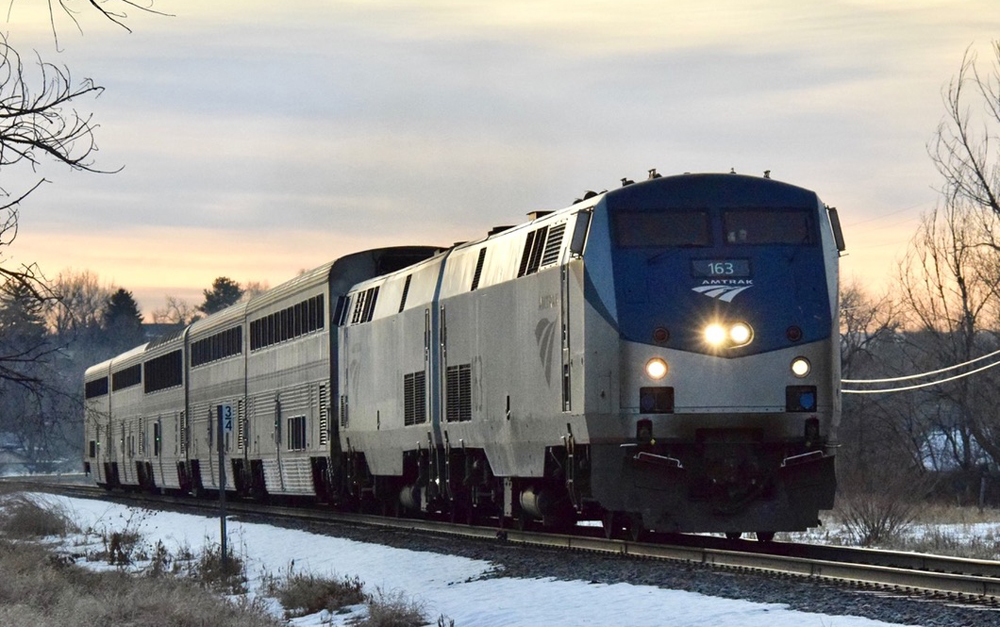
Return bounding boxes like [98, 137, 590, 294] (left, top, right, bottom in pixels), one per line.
[399, 274, 412, 313]
[526, 226, 548, 274]
[517, 230, 536, 277]
[179, 411, 187, 455]
[518, 225, 556, 277]
[339, 395, 349, 428]
[237, 399, 246, 450]
[445, 364, 472, 422]
[471, 248, 487, 291]
[540, 222, 566, 267]
[350, 287, 381, 324]
[351, 292, 365, 324]
[318, 385, 329, 446]
[404, 371, 427, 425]
[363, 286, 379, 322]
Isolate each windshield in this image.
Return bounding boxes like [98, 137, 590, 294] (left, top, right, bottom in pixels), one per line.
[613, 210, 711, 247]
[723, 209, 816, 245]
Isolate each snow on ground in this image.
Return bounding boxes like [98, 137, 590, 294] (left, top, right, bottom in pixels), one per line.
[35, 493, 917, 627]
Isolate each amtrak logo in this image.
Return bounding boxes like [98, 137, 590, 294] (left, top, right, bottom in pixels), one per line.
[535, 318, 556, 387]
[692, 280, 753, 303]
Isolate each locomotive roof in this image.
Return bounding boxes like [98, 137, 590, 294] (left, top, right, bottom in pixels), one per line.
[602, 172, 819, 207]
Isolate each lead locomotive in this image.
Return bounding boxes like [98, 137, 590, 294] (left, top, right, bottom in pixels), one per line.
[85, 172, 844, 540]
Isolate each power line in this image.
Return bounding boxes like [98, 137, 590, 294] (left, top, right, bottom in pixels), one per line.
[843, 355, 1000, 394]
[842, 346, 1000, 383]
[843, 201, 929, 228]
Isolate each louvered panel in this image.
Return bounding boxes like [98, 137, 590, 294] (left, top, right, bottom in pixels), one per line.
[458, 364, 472, 422]
[446, 366, 460, 422]
[179, 411, 187, 455]
[470, 248, 487, 291]
[404, 374, 416, 426]
[446, 364, 472, 422]
[414, 371, 427, 424]
[517, 230, 536, 277]
[237, 399, 246, 450]
[527, 226, 549, 274]
[398, 275, 412, 313]
[540, 223, 566, 267]
[318, 385, 329, 446]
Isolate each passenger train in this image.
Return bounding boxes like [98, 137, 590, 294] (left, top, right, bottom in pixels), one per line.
[84, 171, 846, 539]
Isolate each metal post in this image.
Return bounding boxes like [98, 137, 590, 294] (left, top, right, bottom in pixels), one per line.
[217, 405, 228, 569]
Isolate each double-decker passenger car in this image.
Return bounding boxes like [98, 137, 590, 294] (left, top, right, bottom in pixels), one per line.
[85, 172, 845, 539]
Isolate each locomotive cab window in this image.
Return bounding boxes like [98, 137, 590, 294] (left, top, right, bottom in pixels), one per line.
[613, 210, 710, 247]
[723, 209, 816, 245]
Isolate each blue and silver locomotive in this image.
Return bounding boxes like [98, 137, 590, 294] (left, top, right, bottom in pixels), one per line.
[84, 171, 844, 539]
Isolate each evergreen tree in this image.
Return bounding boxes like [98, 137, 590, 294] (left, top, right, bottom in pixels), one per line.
[0, 280, 49, 386]
[102, 288, 145, 350]
[198, 277, 244, 315]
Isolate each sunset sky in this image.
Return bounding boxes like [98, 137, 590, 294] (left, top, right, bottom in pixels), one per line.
[3, 1, 999, 317]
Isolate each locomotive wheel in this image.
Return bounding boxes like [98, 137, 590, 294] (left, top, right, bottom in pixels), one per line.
[755, 531, 775, 542]
[725, 532, 742, 540]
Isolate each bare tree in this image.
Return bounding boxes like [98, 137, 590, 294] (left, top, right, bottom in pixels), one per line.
[0, 1, 167, 380]
[897, 196, 1000, 471]
[930, 42, 1000, 224]
[151, 295, 199, 325]
[241, 280, 269, 301]
[0, 36, 108, 382]
[46, 269, 110, 337]
[0, 2, 165, 464]
[917, 42, 1000, 477]
[840, 280, 902, 377]
[7, 0, 170, 46]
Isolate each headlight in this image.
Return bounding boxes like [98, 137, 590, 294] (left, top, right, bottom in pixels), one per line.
[704, 321, 753, 348]
[645, 358, 668, 379]
[791, 357, 811, 378]
[704, 324, 727, 347]
[729, 322, 753, 346]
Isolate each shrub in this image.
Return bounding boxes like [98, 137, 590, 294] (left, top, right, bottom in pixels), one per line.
[263, 564, 365, 618]
[0, 494, 77, 539]
[188, 538, 248, 594]
[356, 588, 427, 627]
[836, 458, 929, 546]
[91, 507, 151, 566]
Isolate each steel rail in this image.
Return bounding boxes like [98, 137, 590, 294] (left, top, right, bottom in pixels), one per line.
[11, 478, 1000, 604]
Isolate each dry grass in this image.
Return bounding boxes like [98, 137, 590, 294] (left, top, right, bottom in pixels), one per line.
[355, 588, 428, 627]
[0, 489, 448, 625]
[187, 539, 250, 594]
[0, 539, 281, 627]
[909, 503, 1000, 525]
[0, 491, 278, 626]
[263, 565, 365, 618]
[0, 494, 77, 539]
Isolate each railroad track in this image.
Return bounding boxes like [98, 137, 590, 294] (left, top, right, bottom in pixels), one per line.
[9, 476, 1000, 607]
